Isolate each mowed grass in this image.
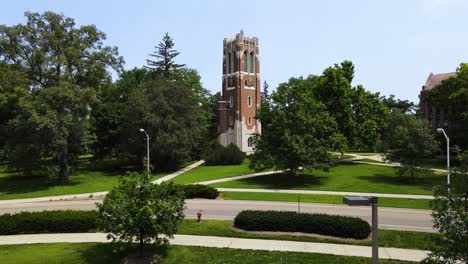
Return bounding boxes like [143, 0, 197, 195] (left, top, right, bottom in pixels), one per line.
[178, 219, 437, 250]
[0, 159, 166, 200]
[221, 192, 432, 210]
[170, 159, 254, 184]
[211, 163, 444, 195]
[0, 243, 415, 264]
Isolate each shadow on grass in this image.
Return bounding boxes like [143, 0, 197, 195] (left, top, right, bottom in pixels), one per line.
[358, 172, 443, 193]
[78, 243, 168, 264]
[231, 172, 329, 189]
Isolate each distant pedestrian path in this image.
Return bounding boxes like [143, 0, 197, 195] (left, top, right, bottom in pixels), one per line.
[153, 160, 205, 184]
[0, 233, 428, 262]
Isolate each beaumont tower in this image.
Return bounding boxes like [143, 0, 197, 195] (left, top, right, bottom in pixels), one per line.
[218, 30, 261, 153]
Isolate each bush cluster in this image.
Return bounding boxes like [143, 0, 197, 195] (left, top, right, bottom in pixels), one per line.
[180, 184, 219, 199]
[0, 210, 98, 235]
[203, 142, 246, 166]
[234, 210, 371, 239]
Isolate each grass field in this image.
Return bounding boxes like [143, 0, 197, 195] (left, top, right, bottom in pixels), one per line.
[178, 219, 437, 250]
[0, 243, 415, 264]
[170, 159, 254, 184]
[211, 163, 443, 195]
[220, 192, 431, 209]
[0, 159, 166, 200]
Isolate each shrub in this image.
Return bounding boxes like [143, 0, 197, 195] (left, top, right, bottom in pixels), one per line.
[0, 210, 97, 235]
[180, 184, 219, 199]
[234, 210, 371, 239]
[203, 142, 245, 165]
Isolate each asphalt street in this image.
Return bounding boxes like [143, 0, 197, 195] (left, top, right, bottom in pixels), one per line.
[0, 198, 435, 232]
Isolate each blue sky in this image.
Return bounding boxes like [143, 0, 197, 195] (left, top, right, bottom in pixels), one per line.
[2, 0, 467, 102]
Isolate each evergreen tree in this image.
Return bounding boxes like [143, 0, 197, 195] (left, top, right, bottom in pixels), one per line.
[146, 32, 185, 78]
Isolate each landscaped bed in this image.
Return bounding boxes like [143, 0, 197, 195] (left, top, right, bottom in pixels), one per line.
[0, 210, 438, 250]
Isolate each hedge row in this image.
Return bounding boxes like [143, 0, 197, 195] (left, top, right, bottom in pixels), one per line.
[0, 210, 98, 235]
[234, 210, 371, 239]
[179, 184, 219, 199]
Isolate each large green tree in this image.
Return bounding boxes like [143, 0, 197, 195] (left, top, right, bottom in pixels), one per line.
[381, 94, 416, 114]
[0, 11, 123, 181]
[421, 63, 468, 150]
[381, 111, 439, 178]
[250, 77, 346, 175]
[313, 61, 388, 150]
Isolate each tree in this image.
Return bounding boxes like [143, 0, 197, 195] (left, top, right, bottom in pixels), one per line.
[146, 32, 185, 79]
[381, 94, 416, 114]
[381, 111, 438, 178]
[423, 151, 468, 264]
[97, 172, 185, 256]
[421, 63, 468, 150]
[250, 77, 346, 175]
[0, 11, 122, 181]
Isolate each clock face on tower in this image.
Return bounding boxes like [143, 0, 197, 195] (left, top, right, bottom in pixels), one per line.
[218, 30, 261, 154]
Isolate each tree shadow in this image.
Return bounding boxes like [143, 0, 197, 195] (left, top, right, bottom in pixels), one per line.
[232, 172, 329, 189]
[78, 243, 168, 264]
[358, 172, 444, 193]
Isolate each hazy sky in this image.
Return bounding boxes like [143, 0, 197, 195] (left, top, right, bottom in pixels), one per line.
[2, 0, 467, 102]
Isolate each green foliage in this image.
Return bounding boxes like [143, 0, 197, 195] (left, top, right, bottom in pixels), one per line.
[0, 210, 97, 235]
[0, 11, 122, 181]
[203, 142, 245, 166]
[251, 76, 346, 174]
[421, 63, 468, 150]
[234, 210, 371, 239]
[97, 172, 185, 255]
[382, 111, 438, 178]
[179, 184, 219, 199]
[146, 32, 185, 79]
[381, 94, 416, 114]
[423, 151, 468, 263]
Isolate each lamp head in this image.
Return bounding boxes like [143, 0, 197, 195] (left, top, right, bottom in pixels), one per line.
[139, 128, 145, 132]
[437, 128, 443, 133]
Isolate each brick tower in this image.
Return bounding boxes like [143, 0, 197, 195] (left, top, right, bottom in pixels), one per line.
[218, 30, 261, 154]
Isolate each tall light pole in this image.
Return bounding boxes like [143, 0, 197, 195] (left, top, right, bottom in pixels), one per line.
[139, 128, 150, 174]
[437, 128, 450, 193]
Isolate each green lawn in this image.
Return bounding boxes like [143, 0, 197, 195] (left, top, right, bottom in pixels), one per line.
[170, 159, 254, 184]
[0, 243, 416, 264]
[0, 159, 166, 200]
[211, 163, 443, 195]
[178, 219, 437, 250]
[221, 192, 431, 210]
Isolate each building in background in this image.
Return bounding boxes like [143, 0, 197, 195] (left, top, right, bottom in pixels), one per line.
[419, 72, 457, 130]
[218, 30, 261, 153]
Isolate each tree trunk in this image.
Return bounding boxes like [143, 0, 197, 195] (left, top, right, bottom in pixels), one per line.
[59, 147, 69, 184]
[139, 234, 143, 257]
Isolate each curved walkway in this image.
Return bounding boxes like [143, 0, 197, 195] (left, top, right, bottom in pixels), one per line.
[0, 233, 428, 262]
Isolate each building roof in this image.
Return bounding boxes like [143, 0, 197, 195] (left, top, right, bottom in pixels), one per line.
[422, 72, 457, 91]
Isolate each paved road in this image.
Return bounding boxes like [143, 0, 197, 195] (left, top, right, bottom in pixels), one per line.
[0, 198, 434, 232]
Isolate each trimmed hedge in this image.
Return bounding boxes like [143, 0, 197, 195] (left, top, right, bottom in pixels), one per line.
[234, 210, 371, 239]
[180, 184, 219, 199]
[0, 210, 97, 235]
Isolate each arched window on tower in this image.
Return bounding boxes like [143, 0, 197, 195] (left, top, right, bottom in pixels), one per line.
[227, 52, 231, 73]
[250, 52, 254, 73]
[247, 137, 253, 147]
[243, 51, 248, 72]
[248, 96, 252, 107]
[229, 96, 233, 108]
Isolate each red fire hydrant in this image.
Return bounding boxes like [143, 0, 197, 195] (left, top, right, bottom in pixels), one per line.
[197, 209, 202, 222]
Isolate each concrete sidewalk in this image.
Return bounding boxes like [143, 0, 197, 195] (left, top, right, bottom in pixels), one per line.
[217, 188, 434, 200]
[0, 233, 428, 262]
[153, 160, 205, 184]
[196, 170, 281, 185]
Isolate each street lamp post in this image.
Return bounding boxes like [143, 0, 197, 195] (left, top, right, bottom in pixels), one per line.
[139, 128, 150, 174]
[436, 128, 450, 193]
[343, 196, 379, 264]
